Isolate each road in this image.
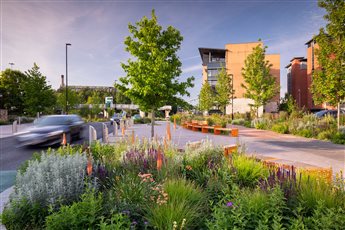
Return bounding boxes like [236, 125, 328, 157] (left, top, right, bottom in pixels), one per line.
[0, 122, 113, 192]
[0, 122, 113, 171]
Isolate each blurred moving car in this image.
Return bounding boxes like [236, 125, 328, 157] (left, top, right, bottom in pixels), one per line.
[110, 113, 121, 125]
[314, 109, 345, 118]
[16, 115, 84, 147]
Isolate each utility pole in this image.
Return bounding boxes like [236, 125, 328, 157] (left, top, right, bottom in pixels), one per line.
[230, 74, 234, 120]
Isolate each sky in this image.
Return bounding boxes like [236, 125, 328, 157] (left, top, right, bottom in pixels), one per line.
[1, 0, 326, 104]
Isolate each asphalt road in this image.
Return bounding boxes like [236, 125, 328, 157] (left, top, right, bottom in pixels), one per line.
[0, 122, 113, 171]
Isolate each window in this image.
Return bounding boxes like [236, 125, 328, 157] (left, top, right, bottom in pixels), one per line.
[300, 62, 307, 70]
[207, 69, 219, 77]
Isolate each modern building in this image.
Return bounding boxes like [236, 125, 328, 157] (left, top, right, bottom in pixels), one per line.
[286, 38, 333, 111]
[285, 57, 308, 109]
[199, 41, 280, 115]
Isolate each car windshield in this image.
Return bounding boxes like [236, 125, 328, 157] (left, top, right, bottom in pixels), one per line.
[35, 116, 71, 127]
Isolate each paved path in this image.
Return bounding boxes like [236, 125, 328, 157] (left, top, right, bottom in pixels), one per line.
[110, 121, 345, 175]
[0, 123, 33, 139]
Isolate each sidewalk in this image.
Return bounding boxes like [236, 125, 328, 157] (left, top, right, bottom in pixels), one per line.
[0, 123, 32, 139]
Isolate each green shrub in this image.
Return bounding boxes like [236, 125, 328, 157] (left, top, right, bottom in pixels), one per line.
[331, 132, 345, 144]
[134, 117, 151, 124]
[1, 198, 48, 230]
[98, 213, 131, 230]
[207, 186, 286, 230]
[232, 154, 268, 187]
[317, 130, 334, 140]
[297, 129, 313, 138]
[231, 118, 245, 126]
[45, 191, 103, 230]
[145, 179, 207, 230]
[297, 174, 344, 215]
[183, 145, 223, 187]
[271, 122, 289, 134]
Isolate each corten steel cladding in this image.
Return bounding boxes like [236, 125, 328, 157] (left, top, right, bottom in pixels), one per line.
[214, 125, 221, 135]
[87, 157, 93, 176]
[166, 122, 171, 141]
[61, 133, 67, 146]
[164, 137, 168, 150]
[231, 128, 239, 137]
[157, 149, 163, 171]
[173, 118, 177, 130]
[224, 145, 237, 158]
[131, 130, 135, 144]
[122, 127, 125, 137]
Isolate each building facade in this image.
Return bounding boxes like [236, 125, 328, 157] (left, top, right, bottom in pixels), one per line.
[285, 57, 308, 109]
[199, 41, 280, 115]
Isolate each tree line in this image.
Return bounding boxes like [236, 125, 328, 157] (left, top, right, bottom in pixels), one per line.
[0, 63, 130, 117]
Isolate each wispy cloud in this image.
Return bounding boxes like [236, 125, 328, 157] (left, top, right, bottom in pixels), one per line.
[182, 64, 201, 73]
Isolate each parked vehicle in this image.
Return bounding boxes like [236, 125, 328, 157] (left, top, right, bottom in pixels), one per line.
[16, 115, 84, 147]
[110, 114, 121, 126]
[208, 109, 223, 115]
[314, 109, 345, 118]
[132, 114, 141, 121]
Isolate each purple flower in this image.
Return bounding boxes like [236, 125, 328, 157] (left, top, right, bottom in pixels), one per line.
[144, 221, 149, 225]
[226, 202, 233, 207]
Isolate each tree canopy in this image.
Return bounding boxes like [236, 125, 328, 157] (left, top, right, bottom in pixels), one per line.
[241, 43, 278, 117]
[312, 0, 345, 129]
[215, 67, 234, 113]
[22, 63, 56, 116]
[119, 10, 194, 137]
[0, 69, 27, 115]
[199, 81, 214, 112]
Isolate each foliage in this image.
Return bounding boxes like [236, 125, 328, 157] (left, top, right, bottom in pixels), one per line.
[241, 42, 278, 117]
[13, 152, 91, 209]
[232, 154, 269, 187]
[279, 93, 299, 115]
[312, 1, 345, 106]
[271, 122, 289, 134]
[297, 173, 345, 215]
[133, 117, 151, 124]
[22, 63, 56, 116]
[145, 179, 207, 230]
[45, 191, 103, 230]
[119, 10, 194, 137]
[0, 198, 48, 230]
[215, 67, 234, 113]
[207, 186, 286, 230]
[0, 69, 27, 115]
[330, 132, 345, 144]
[198, 81, 214, 112]
[98, 213, 131, 230]
[56, 87, 81, 113]
[182, 144, 223, 187]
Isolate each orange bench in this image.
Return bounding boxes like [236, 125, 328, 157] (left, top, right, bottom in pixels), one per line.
[214, 127, 239, 137]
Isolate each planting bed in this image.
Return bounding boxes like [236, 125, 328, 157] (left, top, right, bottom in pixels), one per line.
[1, 139, 345, 229]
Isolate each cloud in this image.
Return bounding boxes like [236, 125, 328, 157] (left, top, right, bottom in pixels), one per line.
[182, 64, 201, 73]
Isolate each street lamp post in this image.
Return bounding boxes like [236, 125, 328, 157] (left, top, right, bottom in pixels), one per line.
[65, 43, 71, 114]
[114, 80, 117, 112]
[230, 74, 234, 120]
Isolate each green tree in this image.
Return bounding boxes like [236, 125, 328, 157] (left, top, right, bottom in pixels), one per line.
[22, 63, 56, 116]
[241, 43, 278, 118]
[119, 10, 194, 137]
[199, 81, 214, 112]
[312, 0, 345, 129]
[0, 69, 27, 115]
[215, 67, 235, 114]
[56, 88, 80, 113]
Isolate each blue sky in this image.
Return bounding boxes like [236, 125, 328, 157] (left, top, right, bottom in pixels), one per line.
[1, 0, 325, 104]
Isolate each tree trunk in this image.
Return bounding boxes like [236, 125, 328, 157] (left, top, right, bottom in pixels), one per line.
[256, 107, 259, 118]
[151, 109, 155, 138]
[337, 102, 340, 130]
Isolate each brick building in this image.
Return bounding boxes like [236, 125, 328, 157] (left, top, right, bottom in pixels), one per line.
[199, 41, 280, 115]
[285, 57, 308, 109]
